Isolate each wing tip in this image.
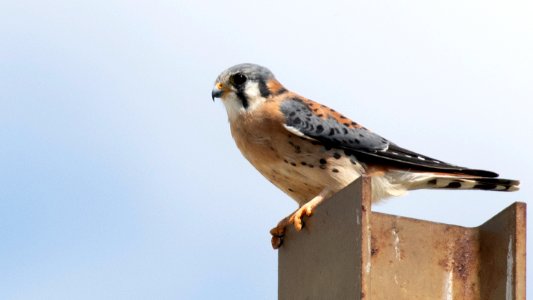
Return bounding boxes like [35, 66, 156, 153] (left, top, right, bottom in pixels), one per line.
[462, 169, 499, 178]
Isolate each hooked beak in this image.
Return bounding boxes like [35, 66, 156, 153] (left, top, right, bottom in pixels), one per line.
[211, 82, 224, 101]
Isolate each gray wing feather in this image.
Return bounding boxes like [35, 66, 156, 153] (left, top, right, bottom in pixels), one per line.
[281, 99, 388, 151]
[280, 98, 498, 177]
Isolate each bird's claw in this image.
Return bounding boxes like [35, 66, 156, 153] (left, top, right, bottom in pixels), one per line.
[269, 204, 315, 249]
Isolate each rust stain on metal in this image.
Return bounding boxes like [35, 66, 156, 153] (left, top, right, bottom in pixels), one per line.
[370, 235, 379, 256]
[452, 233, 477, 282]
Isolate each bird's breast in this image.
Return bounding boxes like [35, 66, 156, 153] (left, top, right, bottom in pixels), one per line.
[230, 115, 364, 205]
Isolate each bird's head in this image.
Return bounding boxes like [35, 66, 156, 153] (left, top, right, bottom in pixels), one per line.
[212, 63, 287, 120]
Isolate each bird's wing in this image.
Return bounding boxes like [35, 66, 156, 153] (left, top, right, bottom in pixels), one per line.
[279, 98, 498, 177]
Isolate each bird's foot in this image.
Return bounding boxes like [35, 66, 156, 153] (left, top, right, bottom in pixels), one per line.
[270, 204, 314, 249]
[269, 190, 331, 249]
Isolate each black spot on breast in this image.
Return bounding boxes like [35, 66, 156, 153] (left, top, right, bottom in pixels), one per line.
[319, 165, 327, 169]
[319, 158, 327, 164]
[332, 168, 339, 173]
[328, 128, 335, 136]
[289, 111, 296, 117]
[359, 133, 365, 138]
[316, 125, 324, 133]
[288, 188, 294, 192]
[301, 161, 307, 165]
[308, 164, 314, 168]
[283, 159, 289, 164]
[333, 153, 341, 159]
[324, 145, 332, 151]
[290, 162, 297, 166]
[293, 117, 301, 125]
[342, 128, 348, 134]
[350, 159, 357, 165]
[354, 139, 360, 144]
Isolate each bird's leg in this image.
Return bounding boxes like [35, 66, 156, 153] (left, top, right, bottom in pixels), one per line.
[270, 189, 332, 249]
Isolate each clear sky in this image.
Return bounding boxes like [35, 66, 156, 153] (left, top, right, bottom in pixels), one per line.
[1, 0, 531, 299]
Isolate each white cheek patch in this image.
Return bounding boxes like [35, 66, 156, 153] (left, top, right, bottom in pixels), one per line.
[222, 93, 245, 121]
[221, 81, 267, 121]
[243, 82, 265, 112]
[244, 82, 261, 98]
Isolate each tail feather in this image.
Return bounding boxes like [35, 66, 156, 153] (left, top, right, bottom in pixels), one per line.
[371, 171, 519, 201]
[425, 176, 520, 192]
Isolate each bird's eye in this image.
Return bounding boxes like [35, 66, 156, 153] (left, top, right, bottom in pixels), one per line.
[230, 73, 247, 86]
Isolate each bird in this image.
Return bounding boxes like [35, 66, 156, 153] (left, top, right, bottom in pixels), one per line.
[211, 63, 519, 249]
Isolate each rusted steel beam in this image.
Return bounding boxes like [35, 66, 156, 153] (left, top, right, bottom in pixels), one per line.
[278, 177, 526, 300]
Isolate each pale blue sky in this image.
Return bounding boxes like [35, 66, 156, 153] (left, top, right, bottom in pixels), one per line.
[1, 0, 532, 299]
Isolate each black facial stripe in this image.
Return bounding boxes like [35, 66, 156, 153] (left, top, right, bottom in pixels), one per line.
[258, 79, 270, 98]
[236, 88, 249, 109]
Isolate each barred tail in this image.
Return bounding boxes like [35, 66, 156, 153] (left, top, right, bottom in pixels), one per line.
[425, 177, 520, 192]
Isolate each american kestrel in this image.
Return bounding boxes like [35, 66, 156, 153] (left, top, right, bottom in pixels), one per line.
[212, 63, 519, 249]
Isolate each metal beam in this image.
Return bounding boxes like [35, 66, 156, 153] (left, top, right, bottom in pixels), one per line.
[278, 177, 526, 300]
